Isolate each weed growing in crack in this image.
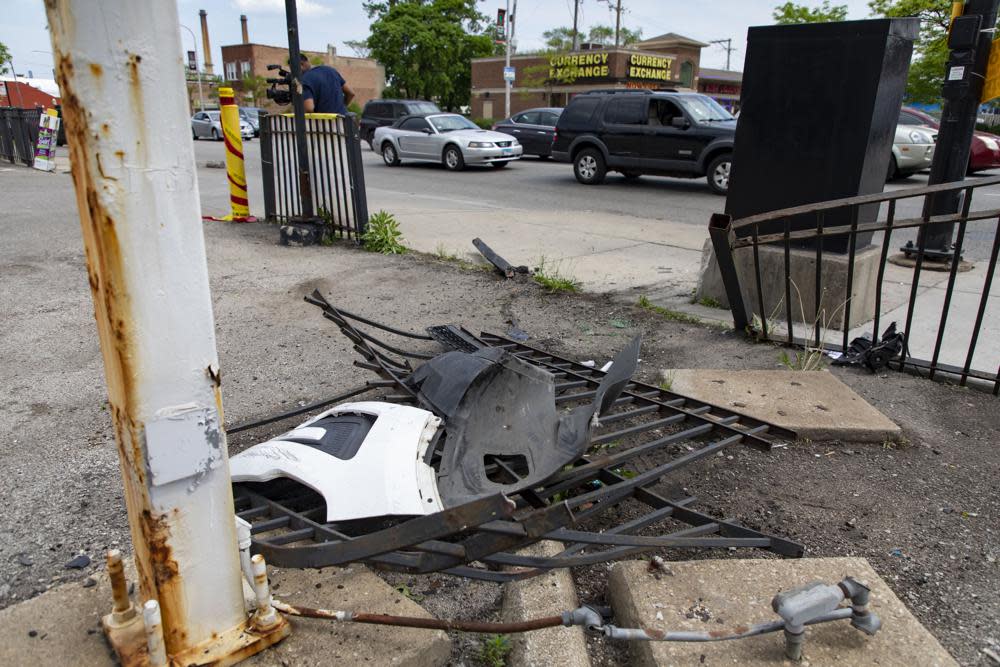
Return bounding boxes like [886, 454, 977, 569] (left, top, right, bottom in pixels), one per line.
[362, 210, 407, 254]
[477, 634, 511, 667]
[533, 257, 580, 293]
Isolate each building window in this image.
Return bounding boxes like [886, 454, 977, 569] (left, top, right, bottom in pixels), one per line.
[240, 61, 251, 77]
[225, 61, 237, 81]
[680, 61, 694, 88]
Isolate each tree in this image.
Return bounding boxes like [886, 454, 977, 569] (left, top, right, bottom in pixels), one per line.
[344, 39, 371, 58]
[241, 73, 268, 106]
[543, 27, 575, 51]
[868, 0, 956, 103]
[0, 42, 11, 76]
[586, 24, 642, 46]
[772, 1, 848, 23]
[362, 0, 494, 110]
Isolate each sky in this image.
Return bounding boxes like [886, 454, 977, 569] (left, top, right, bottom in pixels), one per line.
[5, 0, 881, 80]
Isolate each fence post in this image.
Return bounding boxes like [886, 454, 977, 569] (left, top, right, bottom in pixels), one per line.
[709, 213, 750, 332]
[344, 113, 369, 237]
[44, 0, 289, 662]
[259, 110, 276, 222]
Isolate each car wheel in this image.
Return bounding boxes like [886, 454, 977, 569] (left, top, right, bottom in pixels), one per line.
[367, 137, 375, 151]
[622, 171, 641, 181]
[574, 148, 606, 185]
[706, 153, 732, 195]
[381, 142, 400, 166]
[211, 128, 220, 141]
[886, 156, 899, 181]
[491, 161, 509, 169]
[192, 128, 198, 140]
[443, 145, 465, 171]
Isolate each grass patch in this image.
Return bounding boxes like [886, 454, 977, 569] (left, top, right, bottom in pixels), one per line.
[659, 370, 676, 392]
[393, 583, 424, 603]
[778, 349, 826, 372]
[477, 634, 511, 667]
[534, 257, 581, 293]
[636, 295, 704, 325]
[362, 210, 407, 254]
[696, 295, 724, 309]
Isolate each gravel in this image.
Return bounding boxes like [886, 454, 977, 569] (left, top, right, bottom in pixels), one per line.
[2, 166, 996, 664]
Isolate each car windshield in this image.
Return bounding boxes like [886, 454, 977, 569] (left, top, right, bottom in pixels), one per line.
[409, 102, 440, 114]
[241, 109, 258, 120]
[207, 112, 219, 120]
[677, 96, 734, 123]
[429, 115, 479, 132]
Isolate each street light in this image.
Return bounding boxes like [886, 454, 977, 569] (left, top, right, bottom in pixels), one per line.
[180, 24, 205, 111]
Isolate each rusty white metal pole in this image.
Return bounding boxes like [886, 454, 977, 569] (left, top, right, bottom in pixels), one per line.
[44, 1, 287, 663]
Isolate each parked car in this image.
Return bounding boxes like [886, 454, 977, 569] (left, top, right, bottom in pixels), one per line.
[889, 123, 936, 180]
[240, 106, 265, 137]
[360, 99, 441, 150]
[551, 90, 736, 194]
[899, 106, 1000, 173]
[492, 107, 562, 158]
[191, 110, 253, 141]
[373, 113, 523, 171]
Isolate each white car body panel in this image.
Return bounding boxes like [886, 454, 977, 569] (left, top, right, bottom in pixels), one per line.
[891, 123, 936, 175]
[229, 402, 444, 522]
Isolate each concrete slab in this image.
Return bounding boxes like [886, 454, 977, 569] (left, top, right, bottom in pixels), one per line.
[665, 369, 899, 442]
[607, 557, 957, 667]
[501, 541, 590, 667]
[0, 562, 450, 667]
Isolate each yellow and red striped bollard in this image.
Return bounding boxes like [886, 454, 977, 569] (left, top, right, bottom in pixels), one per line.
[218, 87, 254, 221]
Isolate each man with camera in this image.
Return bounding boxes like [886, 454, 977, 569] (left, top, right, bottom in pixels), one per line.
[299, 54, 355, 115]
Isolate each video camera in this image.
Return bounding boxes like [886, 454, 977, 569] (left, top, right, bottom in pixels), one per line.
[265, 64, 292, 106]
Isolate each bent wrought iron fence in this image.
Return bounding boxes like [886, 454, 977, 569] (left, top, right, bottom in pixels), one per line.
[0, 107, 41, 166]
[259, 111, 368, 239]
[710, 176, 1000, 393]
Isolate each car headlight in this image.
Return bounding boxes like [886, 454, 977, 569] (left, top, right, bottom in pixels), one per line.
[510, 139, 519, 146]
[468, 141, 494, 148]
[908, 130, 928, 144]
[982, 136, 1000, 151]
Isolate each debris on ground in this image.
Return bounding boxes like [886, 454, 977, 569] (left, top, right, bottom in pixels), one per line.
[472, 238, 529, 278]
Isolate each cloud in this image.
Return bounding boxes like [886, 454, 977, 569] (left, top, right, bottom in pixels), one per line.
[232, 0, 331, 17]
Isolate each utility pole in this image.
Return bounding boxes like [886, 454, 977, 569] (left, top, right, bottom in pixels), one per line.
[614, 0, 622, 47]
[572, 0, 581, 51]
[43, 0, 289, 663]
[919, 0, 1000, 261]
[504, 0, 511, 119]
[283, 0, 320, 243]
[709, 38, 735, 71]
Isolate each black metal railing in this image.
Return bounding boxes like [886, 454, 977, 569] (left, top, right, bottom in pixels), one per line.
[710, 176, 1000, 393]
[0, 107, 42, 166]
[259, 111, 368, 239]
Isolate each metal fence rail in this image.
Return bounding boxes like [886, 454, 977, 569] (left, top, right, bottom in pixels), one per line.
[711, 176, 1000, 393]
[259, 111, 368, 239]
[0, 107, 41, 166]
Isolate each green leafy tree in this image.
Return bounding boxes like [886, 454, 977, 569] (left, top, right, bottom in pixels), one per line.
[586, 24, 642, 46]
[0, 42, 11, 76]
[772, 1, 848, 23]
[543, 27, 576, 51]
[868, 0, 956, 104]
[241, 73, 268, 106]
[363, 0, 494, 110]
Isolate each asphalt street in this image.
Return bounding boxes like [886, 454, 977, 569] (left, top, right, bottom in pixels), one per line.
[195, 138, 1000, 260]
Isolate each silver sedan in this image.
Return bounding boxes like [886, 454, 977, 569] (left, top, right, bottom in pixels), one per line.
[373, 113, 523, 170]
[191, 110, 254, 141]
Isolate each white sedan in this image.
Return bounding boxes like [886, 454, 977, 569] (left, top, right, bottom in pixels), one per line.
[373, 113, 523, 170]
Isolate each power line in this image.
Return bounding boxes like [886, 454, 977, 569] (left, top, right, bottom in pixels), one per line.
[708, 38, 737, 71]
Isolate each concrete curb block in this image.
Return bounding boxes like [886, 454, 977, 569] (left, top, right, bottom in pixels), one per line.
[501, 541, 590, 667]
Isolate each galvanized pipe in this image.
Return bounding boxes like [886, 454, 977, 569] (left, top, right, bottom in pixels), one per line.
[143, 600, 168, 667]
[44, 0, 262, 659]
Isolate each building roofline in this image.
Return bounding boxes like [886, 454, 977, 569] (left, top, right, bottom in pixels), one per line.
[637, 32, 710, 48]
[472, 48, 678, 64]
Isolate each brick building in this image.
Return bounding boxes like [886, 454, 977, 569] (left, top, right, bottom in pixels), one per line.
[470, 31, 742, 119]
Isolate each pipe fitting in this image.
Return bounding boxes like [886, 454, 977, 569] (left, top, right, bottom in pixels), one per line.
[250, 554, 280, 630]
[106, 549, 138, 627]
[143, 599, 168, 667]
[562, 605, 605, 633]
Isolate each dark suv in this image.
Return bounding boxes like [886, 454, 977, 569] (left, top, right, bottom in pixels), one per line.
[551, 90, 736, 194]
[360, 99, 441, 149]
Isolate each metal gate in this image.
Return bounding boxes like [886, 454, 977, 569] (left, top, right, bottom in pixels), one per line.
[0, 107, 41, 166]
[259, 111, 368, 240]
[710, 176, 1000, 393]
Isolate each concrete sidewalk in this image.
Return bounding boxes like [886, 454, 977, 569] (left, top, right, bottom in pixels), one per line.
[367, 184, 707, 301]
